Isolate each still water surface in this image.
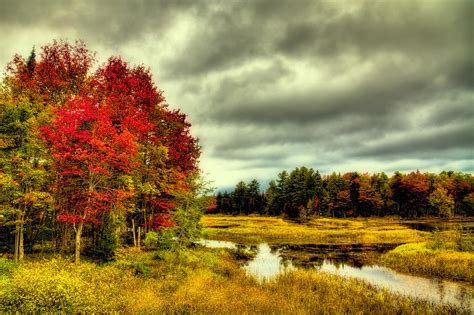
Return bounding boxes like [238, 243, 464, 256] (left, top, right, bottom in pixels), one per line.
[199, 239, 474, 311]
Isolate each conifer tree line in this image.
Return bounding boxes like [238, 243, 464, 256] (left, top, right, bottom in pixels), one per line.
[0, 40, 203, 263]
[213, 167, 474, 219]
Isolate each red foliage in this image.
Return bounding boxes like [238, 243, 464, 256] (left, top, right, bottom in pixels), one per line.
[207, 197, 218, 214]
[7, 40, 94, 106]
[41, 96, 138, 224]
[147, 213, 176, 230]
[150, 199, 176, 211]
[90, 57, 199, 207]
[8, 39, 201, 232]
[152, 108, 200, 174]
[90, 57, 160, 137]
[391, 171, 430, 217]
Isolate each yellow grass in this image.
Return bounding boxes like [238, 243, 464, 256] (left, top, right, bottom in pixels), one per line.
[383, 242, 474, 283]
[202, 215, 429, 245]
[0, 248, 465, 314]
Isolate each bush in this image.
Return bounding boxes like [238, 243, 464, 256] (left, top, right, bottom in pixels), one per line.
[0, 258, 138, 312]
[427, 228, 446, 250]
[454, 226, 474, 252]
[132, 262, 151, 277]
[1, 260, 90, 312]
[173, 205, 203, 249]
[86, 214, 119, 262]
[144, 229, 175, 250]
[0, 258, 17, 276]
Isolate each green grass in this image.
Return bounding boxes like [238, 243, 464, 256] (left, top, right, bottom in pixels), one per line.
[383, 241, 474, 283]
[202, 215, 429, 245]
[0, 247, 466, 314]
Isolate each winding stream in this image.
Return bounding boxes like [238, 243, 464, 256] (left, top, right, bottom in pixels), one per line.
[198, 239, 474, 311]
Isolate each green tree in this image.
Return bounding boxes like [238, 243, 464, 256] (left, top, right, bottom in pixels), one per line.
[247, 179, 261, 214]
[0, 102, 52, 261]
[171, 173, 212, 249]
[429, 187, 455, 218]
[233, 181, 248, 215]
[265, 180, 279, 215]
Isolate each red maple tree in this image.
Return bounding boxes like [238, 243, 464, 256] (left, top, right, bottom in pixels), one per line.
[41, 96, 138, 263]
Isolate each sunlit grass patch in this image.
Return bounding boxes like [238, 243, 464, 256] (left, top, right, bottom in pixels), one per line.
[202, 215, 429, 245]
[383, 242, 474, 283]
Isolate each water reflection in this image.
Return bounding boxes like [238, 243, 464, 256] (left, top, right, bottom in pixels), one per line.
[200, 239, 474, 311]
[243, 243, 294, 281]
[197, 239, 237, 249]
[319, 261, 473, 311]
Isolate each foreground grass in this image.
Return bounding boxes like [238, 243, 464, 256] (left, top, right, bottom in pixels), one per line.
[383, 242, 474, 283]
[202, 215, 429, 245]
[0, 247, 465, 314]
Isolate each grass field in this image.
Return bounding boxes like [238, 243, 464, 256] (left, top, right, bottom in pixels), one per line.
[201, 215, 430, 245]
[0, 247, 465, 314]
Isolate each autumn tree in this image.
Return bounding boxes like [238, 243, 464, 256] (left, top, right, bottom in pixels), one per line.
[6, 40, 94, 108]
[429, 187, 455, 218]
[1, 40, 202, 260]
[224, 170, 472, 219]
[41, 96, 138, 263]
[90, 57, 199, 236]
[391, 171, 429, 218]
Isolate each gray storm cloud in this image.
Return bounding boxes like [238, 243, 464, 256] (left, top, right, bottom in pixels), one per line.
[0, 0, 472, 189]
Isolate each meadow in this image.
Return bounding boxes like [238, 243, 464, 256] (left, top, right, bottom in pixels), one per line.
[202, 215, 474, 282]
[0, 247, 465, 314]
[201, 215, 430, 245]
[1, 215, 473, 313]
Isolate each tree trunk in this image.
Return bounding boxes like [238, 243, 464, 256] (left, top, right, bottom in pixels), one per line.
[61, 225, 69, 253]
[75, 221, 84, 264]
[14, 221, 19, 262]
[19, 219, 24, 260]
[137, 226, 141, 249]
[132, 219, 137, 247]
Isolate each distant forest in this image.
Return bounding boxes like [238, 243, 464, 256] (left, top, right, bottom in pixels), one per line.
[211, 168, 474, 219]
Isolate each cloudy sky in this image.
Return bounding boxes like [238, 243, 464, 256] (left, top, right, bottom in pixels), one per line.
[1, 0, 473, 190]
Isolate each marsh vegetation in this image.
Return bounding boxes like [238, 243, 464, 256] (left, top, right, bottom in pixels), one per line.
[0, 247, 469, 314]
[202, 215, 474, 311]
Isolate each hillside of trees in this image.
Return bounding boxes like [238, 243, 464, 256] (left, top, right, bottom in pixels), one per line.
[212, 168, 474, 219]
[0, 41, 204, 262]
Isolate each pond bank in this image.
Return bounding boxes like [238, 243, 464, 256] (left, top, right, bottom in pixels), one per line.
[200, 239, 474, 312]
[382, 242, 474, 283]
[201, 215, 474, 311]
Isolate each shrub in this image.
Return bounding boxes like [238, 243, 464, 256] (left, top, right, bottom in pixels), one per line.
[454, 226, 474, 252]
[0, 258, 17, 276]
[1, 260, 89, 312]
[0, 259, 133, 312]
[132, 262, 151, 277]
[144, 229, 175, 250]
[427, 228, 446, 250]
[85, 214, 119, 262]
[173, 205, 203, 249]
